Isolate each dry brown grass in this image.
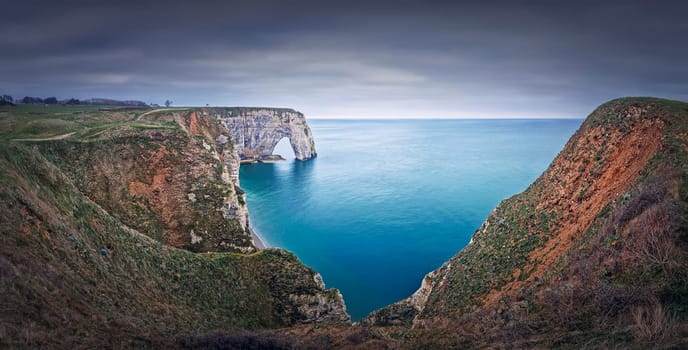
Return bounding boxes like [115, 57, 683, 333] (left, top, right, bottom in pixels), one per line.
[631, 298, 679, 342]
[627, 202, 684, 273]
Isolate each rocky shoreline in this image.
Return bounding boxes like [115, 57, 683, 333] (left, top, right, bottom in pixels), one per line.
[250, 227, 267, 249]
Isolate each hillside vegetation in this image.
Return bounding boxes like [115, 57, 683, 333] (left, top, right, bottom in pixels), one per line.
[1, 98, 686, 349]
[153, 98, 688, 349]
[355, 98, 688, 348]
[0, 105, 348, 349]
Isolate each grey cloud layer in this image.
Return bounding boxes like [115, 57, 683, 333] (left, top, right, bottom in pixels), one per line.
[1, 0, 686, 117]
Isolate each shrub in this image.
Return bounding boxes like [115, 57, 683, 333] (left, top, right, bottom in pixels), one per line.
[618, 178, 668, 226]
[178, 331, 296, 350]
[631, 299, 678, 342]
[627, 202, 682, 274]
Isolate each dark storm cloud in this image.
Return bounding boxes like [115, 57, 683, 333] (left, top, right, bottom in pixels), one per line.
[1, 0, 686, 117]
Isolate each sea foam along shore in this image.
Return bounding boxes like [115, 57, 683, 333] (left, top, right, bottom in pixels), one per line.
[250, 227, 267, 249]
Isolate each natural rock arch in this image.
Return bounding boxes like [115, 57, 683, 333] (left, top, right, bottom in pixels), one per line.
[224, 108, 317, 161]
[272, 137, 295, 159]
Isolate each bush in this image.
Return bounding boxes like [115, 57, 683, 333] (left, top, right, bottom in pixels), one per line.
[178, 331, 296, 350]
[618, 178, 668, 226]
[627, 202, 682, 273]
[631, 299, 678, 342]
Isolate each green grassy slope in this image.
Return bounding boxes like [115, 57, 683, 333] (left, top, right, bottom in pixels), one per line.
[0, 105, 348, 349]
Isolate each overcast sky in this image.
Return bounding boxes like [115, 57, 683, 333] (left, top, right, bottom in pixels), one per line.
[1, 0, 686, 118]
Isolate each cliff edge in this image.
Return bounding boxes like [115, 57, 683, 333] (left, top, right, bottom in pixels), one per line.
[360, 97, 688, 348]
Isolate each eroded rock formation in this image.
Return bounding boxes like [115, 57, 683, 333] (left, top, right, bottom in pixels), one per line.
[223, 108, 317, 161]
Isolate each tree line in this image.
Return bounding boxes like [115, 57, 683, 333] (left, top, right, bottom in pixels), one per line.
[0, 94, 158, 107]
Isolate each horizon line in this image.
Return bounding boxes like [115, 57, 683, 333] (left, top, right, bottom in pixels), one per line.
[307, 116, 584, 120]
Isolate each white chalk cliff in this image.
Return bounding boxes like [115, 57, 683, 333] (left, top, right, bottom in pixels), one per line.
[223, 108, 317, 161]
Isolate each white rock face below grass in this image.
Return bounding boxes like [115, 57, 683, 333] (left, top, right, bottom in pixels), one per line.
[223, 108, 317, 161]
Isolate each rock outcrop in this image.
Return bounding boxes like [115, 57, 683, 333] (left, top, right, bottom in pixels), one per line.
[289, 274, 351, 324]
[360, 267, 440, 327]
[223, 108, 317, 161]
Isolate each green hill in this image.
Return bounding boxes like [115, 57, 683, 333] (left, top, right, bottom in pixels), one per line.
[0, 105, 348, 349]
[359, 97, 688, 348]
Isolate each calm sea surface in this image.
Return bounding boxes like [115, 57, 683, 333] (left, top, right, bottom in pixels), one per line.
[239, 119, 582, 320]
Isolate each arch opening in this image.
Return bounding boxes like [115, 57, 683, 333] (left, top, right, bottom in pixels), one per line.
[271, 137, 295, 160]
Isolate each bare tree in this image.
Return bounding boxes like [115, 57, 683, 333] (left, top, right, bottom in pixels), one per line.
[164, 100, 173, 107]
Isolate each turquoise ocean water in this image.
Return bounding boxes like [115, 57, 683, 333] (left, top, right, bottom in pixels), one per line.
[239, 119, 582, 321]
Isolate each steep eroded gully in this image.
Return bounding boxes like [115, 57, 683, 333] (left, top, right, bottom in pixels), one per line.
[483, 115, 665, 307]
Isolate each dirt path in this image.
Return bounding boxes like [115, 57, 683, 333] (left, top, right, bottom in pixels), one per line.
[12, 132, 76, 141]
[136, 108, 187, 120]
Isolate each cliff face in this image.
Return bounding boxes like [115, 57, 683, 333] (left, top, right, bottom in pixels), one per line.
[35, 109, 253, 253]
[0, 106, 347, 349]
[361, 98, 688, 348]
[223, 108, 317, 161]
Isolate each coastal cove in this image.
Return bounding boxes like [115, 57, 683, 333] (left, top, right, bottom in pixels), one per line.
[239, 118, 582, 320]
